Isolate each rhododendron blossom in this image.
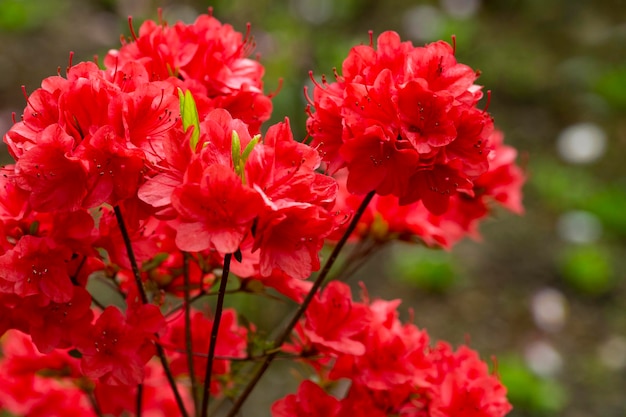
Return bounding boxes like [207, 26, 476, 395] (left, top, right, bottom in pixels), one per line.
[104, 12, 272, 132]
[278, 282, 512, 417]
[307, 31, 497, 214]
[0, 8, 520, 417]
[331, 128, 525, 249]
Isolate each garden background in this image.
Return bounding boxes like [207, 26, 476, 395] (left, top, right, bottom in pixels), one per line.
[0, 0, 624, 416]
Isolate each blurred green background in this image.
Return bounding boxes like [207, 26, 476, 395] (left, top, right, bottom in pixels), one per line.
[0, 0, 625, 416]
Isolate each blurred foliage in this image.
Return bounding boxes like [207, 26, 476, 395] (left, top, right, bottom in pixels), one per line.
[559, 245, 615, 296]
[499, 356, 568, 415]
[0, 0, 625, 416]
[0, 0, 65, 32]
[391, 246, 458, 293]
[595, 67, 626, 111]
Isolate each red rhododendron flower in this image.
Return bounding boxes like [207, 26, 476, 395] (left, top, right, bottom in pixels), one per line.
[78, 305, 162, 386]
[335, 384, 391, 417]
[104, 13, 272, 132]
[13, 124, 89, 212]
[307, 31, 495, 214]
[0, 8, 519, 417]
[426, 343, 513, 417]
[303, 281, 371, 355]
[172, 164, 262, 253]
[272, 380, 341, 417]
[0, 330, 90, 416]
[253, 199, 335, 279]
[331, 125, 524, 249]
[0, 236, 75, 303]
[140, 108, 338, 282]
[74, 125, 146, 208]
[16, 287, 94, 353]
[4, 60, 183, 212]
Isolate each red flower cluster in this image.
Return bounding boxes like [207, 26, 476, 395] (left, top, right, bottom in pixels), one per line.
[275, 282, 512, 417]
[307, 31, 497, 215]
[0, 9, 520, 417]
[105, 11, 272, 133]
[137, 106, 338, 296]
[333, 129, 525, 249]
[0, 9, 340, 413]
[0, 330, 194, 417]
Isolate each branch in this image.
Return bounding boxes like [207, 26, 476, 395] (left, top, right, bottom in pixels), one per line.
[183, 253, 200, 417]
[200, 253, 233, 417]
[114, 205, 190, 417]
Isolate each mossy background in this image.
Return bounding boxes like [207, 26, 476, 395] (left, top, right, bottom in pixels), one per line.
[0, 0, 625, 416]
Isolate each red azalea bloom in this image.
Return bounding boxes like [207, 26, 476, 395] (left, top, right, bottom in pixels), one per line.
[112, 78, 179, 164]
[472, 130, 525, 215]
[139, 107, 252, 215]
[79, 306, 156, 386]
[305, 81, 345, 174]
[4, 58, 187, 213]
[271, 380, 341, 417]
[0, 330, 94, 416]
[332, 123, 524, 247]
[342, 31, 414, 85]
[105, 13, 272, 131]
[341, 124, 418, 196]
[327, 294, 432, 391]
[4, 87, 61, 159]
[336, 384, 390, 417]
[427, 343, 512, 417]
[172, 163, 262, 253]
[408, 40, 479, 100]
[402, 162, 474, 214]
[254, 199, 335, 280]
[13, 124, 88, 212]
[303, 281, 371, 355]
[75, 125, 146, 208]
[57, 68, 114, 141]
[338, 382, 423, 417]
[0, 236, 74, 303]
[246, 118, 331, 205]
[18, 287, 94, 354]
[397, 80, 457, 153]
[44, 209, 97, 254]
[330, 322, 431, 391]
[307, 31, 495, 213]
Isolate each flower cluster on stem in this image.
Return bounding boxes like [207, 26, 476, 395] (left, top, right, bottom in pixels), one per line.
[0, 8, 523, 417]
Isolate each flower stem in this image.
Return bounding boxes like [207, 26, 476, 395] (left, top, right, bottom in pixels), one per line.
[87, 390, 104, 417]
[114, 205, 190, 417]
[183, 253, 200, 417]
[200, 252, 233, 417]
[225, 190, 375, 417]
[136, 384, 143, 417]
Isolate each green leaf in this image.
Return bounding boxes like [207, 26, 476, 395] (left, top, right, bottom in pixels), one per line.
[232, 132, 261, 180]
[141, 252, 170, 272]
[232, 130, 242, 175]
[242, 134, 261, 161]
[29, 220, 40, 235]
[178, 88, 200, 151]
